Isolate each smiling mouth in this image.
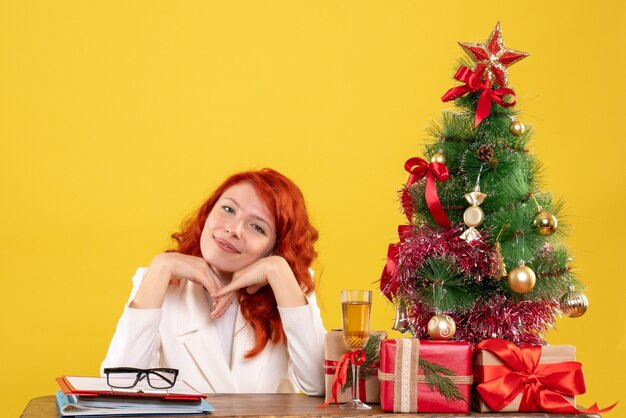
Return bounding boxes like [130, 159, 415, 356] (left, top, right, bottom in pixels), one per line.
[214, 237, 241, 254]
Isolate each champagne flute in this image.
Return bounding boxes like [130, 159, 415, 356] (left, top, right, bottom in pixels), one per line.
[339, 290, 372, 410]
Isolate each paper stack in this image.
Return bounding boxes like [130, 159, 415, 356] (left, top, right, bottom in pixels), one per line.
[55, 376, 213, 417]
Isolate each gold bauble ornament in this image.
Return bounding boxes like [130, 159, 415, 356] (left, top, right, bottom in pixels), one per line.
[560, 286, 589, 318]
[507, 265, 536, 293]
[431, 151, 446, 164]
[427, 314, 456, 340]
[533, 210, 558, 235]
[509, 120, 526, 136]
[463, 205, 485, 228]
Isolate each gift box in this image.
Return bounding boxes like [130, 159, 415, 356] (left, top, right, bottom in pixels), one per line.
[378, 339, 472, 413]
[474, 338, 577, 413]
[323, 330, 386, 404]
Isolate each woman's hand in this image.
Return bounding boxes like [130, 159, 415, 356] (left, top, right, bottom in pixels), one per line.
[130, 253, 224, 309]
[211, 256, 307, 318]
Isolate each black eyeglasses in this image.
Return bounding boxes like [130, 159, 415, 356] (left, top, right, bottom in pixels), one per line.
[104, 367, 179, 390]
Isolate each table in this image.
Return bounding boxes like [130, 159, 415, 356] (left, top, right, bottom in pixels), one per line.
[21, 393, 601, 417]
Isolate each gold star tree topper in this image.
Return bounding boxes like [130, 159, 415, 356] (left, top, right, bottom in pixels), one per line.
[458, 22, 529, 87]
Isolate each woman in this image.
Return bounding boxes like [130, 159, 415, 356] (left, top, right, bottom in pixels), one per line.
[101, 169, 326, 395]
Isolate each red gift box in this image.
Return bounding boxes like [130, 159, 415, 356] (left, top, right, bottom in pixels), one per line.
[323, 330, 386, 404]
[378, 339, 472, 413]
[474, 338, 575, 412]
[473, 338, 616, 414]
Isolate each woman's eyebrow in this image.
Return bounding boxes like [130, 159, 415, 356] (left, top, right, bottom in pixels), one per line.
[221, 196, 240, 208]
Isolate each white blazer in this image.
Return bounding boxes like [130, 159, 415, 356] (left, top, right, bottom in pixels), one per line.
[101, 268, 327, 395]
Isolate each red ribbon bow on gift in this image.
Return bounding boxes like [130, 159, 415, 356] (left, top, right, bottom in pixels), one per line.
[402, 157, 452, 229]
[319, 350, 366, 408]
[441, 66, 517, 127]
[475, 338, 616, 414]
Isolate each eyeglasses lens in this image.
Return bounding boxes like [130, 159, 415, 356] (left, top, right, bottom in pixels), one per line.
[106, 371, 141, 388]
[147, 370, 177, 388]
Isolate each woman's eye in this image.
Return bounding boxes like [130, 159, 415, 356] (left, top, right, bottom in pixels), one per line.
[222, 206, 235, 214]
[252, 224, 266, 235]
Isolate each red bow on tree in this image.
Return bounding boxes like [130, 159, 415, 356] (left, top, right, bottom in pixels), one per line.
[380, 243, 399, 302]
[380, 225, 412, 301]
[441, 66, 516, 127]
[475, 339, 616, 414]
[402, 157, 452, 229]
[384, 157, 452, 301]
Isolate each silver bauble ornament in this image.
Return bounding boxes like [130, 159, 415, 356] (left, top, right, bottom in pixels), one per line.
[392, 303, 411, 334]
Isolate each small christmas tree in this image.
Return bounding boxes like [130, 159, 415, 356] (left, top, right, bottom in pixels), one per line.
[381, 22, 588, 345]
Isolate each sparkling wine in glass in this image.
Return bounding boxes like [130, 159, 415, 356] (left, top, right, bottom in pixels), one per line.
[339, 290, 372, 410]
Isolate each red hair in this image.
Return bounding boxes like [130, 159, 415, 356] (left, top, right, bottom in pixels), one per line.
[169, 169, 319, 358]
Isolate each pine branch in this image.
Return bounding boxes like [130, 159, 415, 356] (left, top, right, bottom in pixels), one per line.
[414, 256, 479, 311]
[418, 358, 467, 402]
[342, 333, 382, 392]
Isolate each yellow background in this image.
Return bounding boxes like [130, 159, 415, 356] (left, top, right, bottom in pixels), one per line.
[1, 1, 625, 416]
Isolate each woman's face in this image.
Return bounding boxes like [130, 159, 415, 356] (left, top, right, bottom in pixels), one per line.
[200, 182, 277, 277]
